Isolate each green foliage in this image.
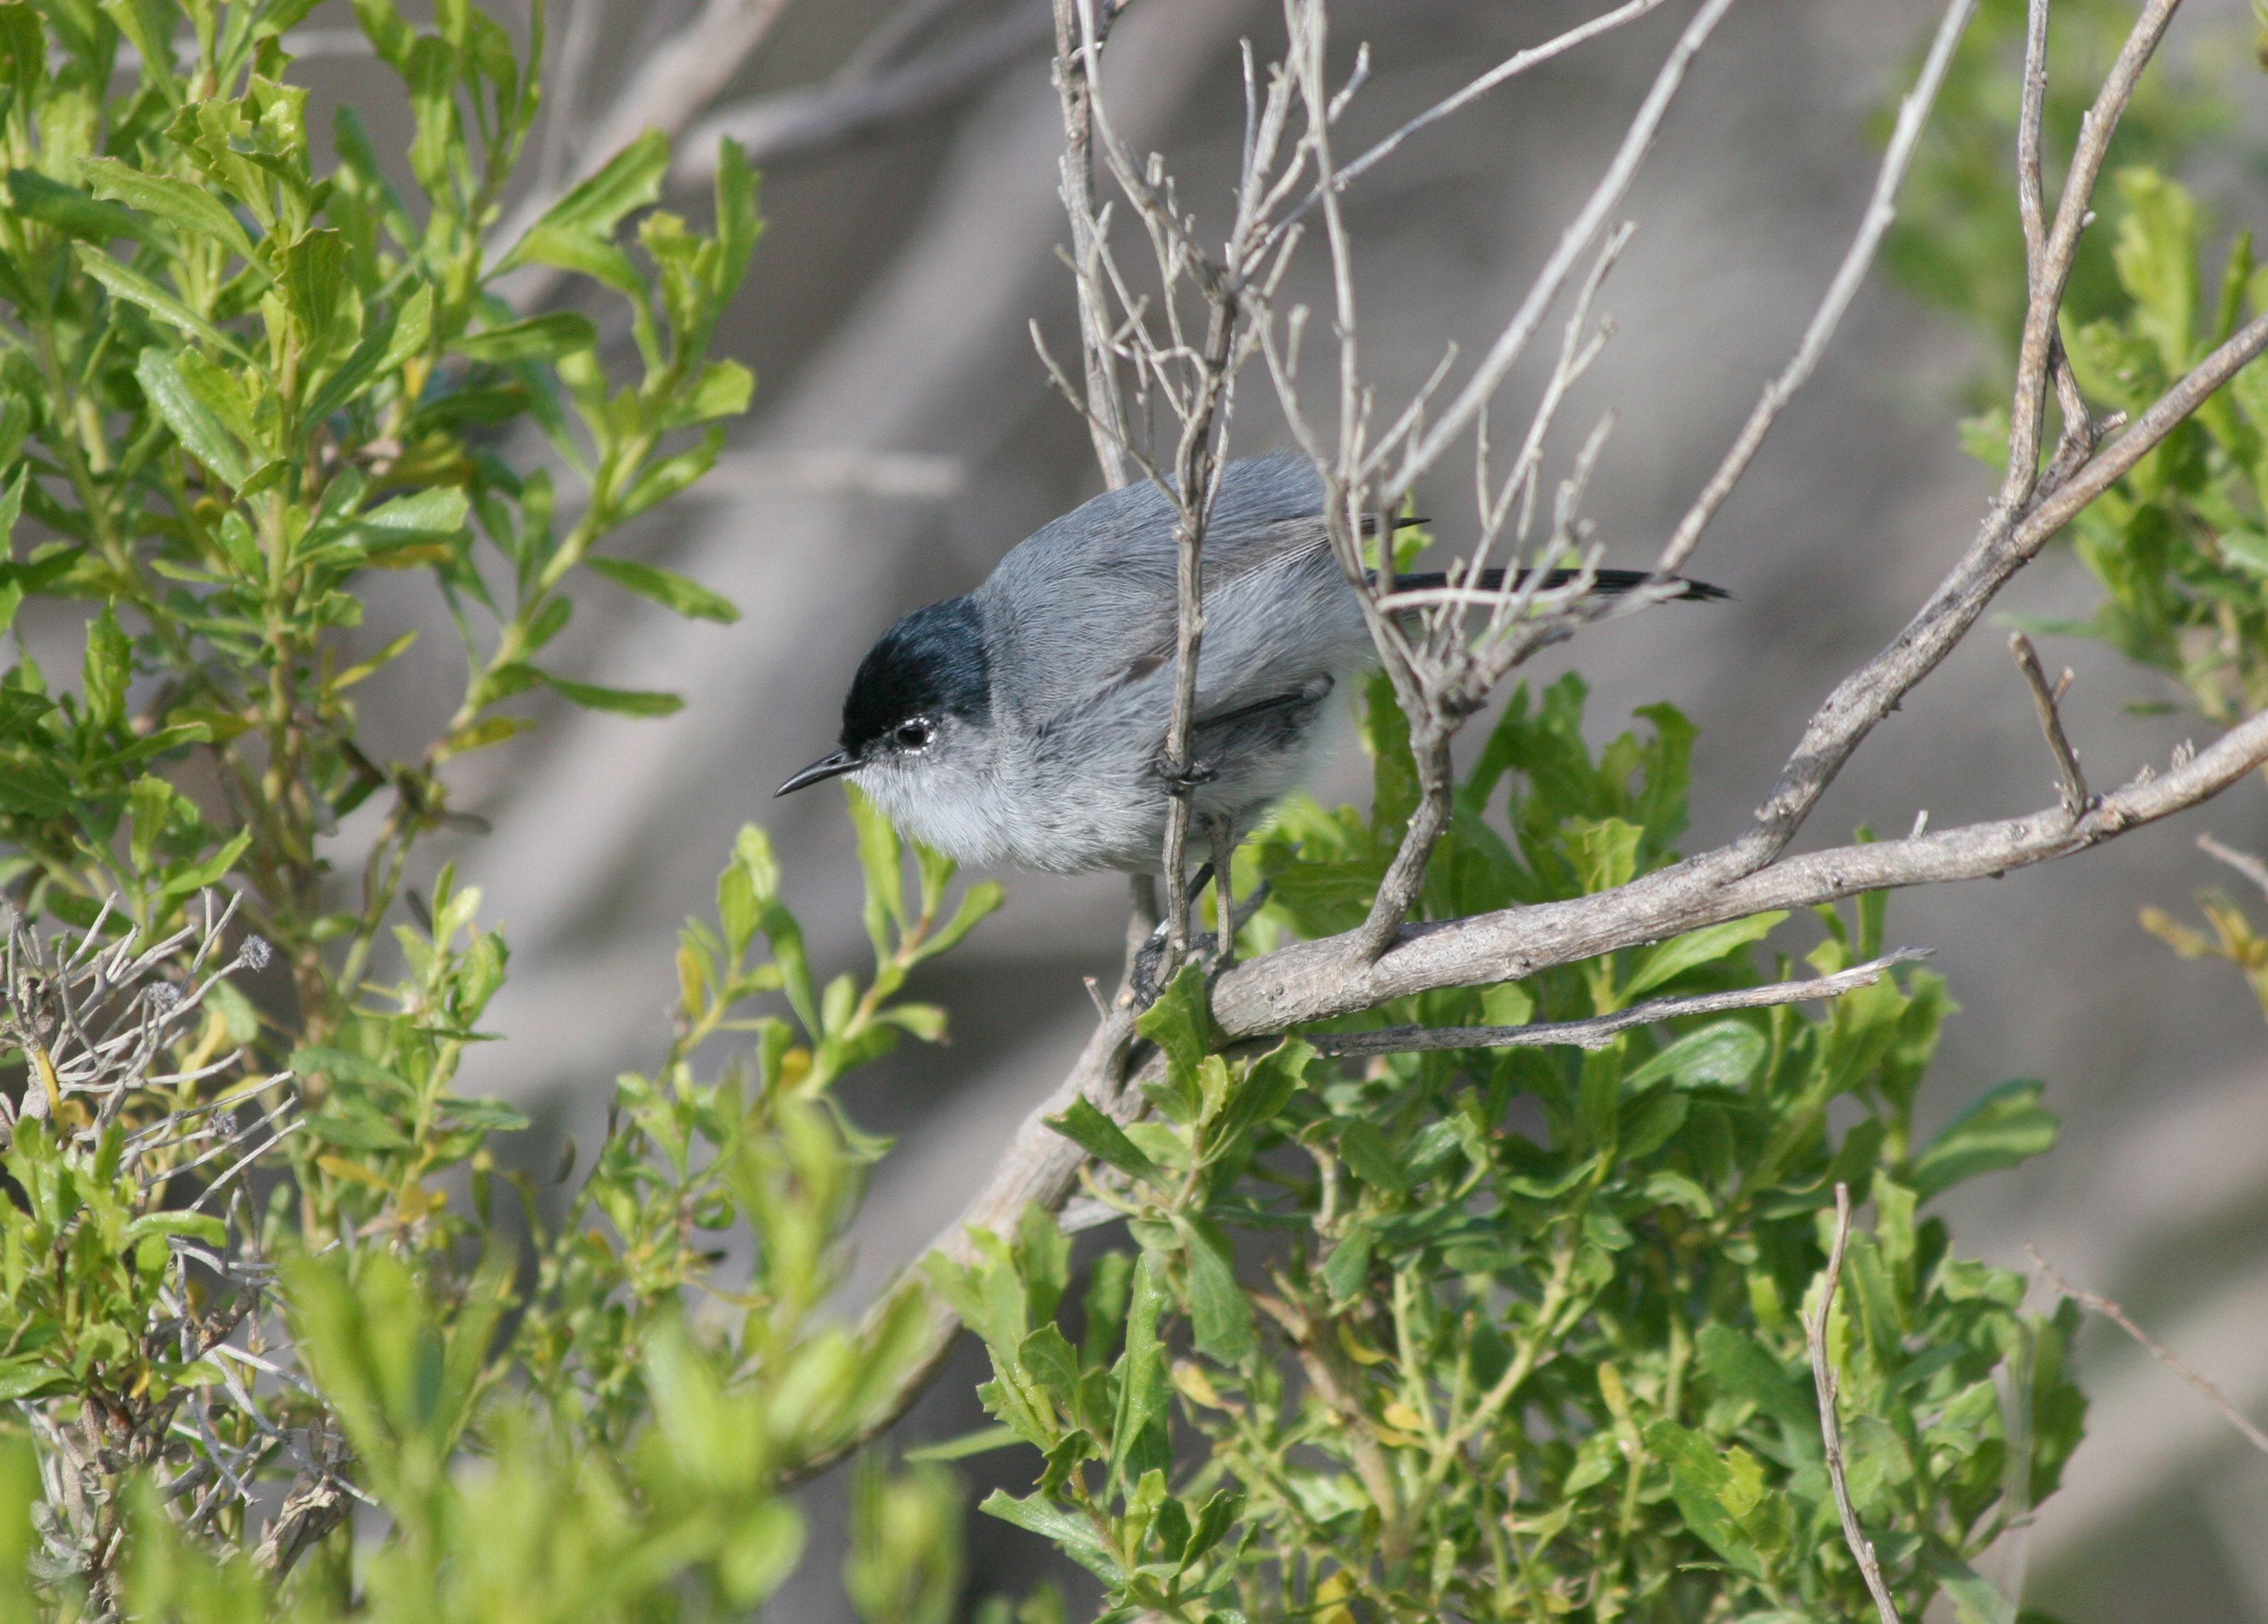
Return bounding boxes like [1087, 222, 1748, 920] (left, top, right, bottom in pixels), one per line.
[0, 0, 754, 1027]
[2036, 167, 2268, 722]
[947, 676, 2079, 1623]
[1881, 0, 2221, 366]
[0, 1, 992, 1615]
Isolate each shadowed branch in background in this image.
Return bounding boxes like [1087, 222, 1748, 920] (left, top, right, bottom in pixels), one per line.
[802, 0, 2268, 1486]
[503, 0, 1058, 309]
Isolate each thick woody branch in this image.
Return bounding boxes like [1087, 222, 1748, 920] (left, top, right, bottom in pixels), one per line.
[1210, 701, 2268, 1033]
[1304, 950, 1928, 1055]
[1720, 307, 2268, 878]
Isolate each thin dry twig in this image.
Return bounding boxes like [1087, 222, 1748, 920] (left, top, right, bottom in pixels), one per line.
[2009, 631, 2089, 816]
[1808, 1184, 1906, 1624]
[1654, 0, 1977, 576]
[2027, 1244, 2268, 1457]
[2195, 831, 2268, 900]
[1387, 0, 1739, 499]
[1301, 950, 1928, 1055]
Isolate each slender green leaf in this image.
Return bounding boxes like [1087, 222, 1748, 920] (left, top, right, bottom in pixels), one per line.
[541, 674, 685, 717]
[1625, 912, 1787, 1000]
[585, 556, 739, 623]
[1047, 1097, 1166, 1187]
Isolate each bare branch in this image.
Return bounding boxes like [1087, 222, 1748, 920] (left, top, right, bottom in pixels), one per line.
[1389, 0, 1738, 501]
[1260, 0, 1678, 254]
[2029, 1244, 2268, 1458]
[674, 2, 1052, 181]
[1723, 306, 2268, 878]
[2002, 0, 2182, 511]
[1654, 0, 1977, 577]
[1210, 700, 2268, 1032]
[1303, 950, 1928, 1055]
[1809, 1184, 1906, 1624]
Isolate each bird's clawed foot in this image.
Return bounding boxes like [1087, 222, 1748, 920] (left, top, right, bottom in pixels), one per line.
[1128, 865, 1272, 1008]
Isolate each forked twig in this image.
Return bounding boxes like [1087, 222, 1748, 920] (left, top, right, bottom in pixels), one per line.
[2009, 632, 2089, 816]
[1808, 1184, 1906, 1624]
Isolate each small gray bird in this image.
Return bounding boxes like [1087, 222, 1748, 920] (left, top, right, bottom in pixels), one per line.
[777, 454, 1723, 874]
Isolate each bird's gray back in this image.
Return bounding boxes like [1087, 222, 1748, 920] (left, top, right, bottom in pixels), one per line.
[974, 454, 1344, 719]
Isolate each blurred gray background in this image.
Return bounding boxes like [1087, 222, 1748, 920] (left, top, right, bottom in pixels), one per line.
[284, 0, 2268, 1616]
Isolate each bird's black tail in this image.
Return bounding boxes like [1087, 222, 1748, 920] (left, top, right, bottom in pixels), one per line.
[1389, 566, 1729, 602]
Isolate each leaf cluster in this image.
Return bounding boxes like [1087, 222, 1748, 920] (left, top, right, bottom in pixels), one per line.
[945, 676, 2081, 1624]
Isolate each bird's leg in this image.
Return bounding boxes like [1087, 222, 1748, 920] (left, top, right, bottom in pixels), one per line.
[1205, 816, 1240, 971]
[1131, 861, 1214, 1008]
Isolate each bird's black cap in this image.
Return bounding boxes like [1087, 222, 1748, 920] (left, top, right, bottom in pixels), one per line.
[776, 596, 991, 796]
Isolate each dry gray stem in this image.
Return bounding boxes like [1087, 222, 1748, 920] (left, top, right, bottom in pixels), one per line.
[2028, 1244, 2268, 1458]
[1304, 950, 1929, 1056]
[2010, 631, 2089, 816]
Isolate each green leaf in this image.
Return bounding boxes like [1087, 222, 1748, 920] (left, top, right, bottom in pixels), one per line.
[136, 348, 249, 487]
[304, 1113, 412, 1151]
[289, 1046, 414, 1097]
[1643, 1420, 1769, 1580]
[80, 157, 259, 261]
[1109, 1253, 1170, 1489]
[585, 556, 740, 623]
[541, 673, 685, 717]
[977, 1491, 1125, 1584]
[1135, 962, 1214, 1085]
[0, 1360, 68, 1402]
[1908, 1077, 2060, 1202]
[1622, 1020, 1767, 1092]
[1624, 912, 1786, 999]
[1321, 1219, 1373, 1302]
[1336, 1120, 1408, 1196]
[124, 1210, 227, 1247]
[618, 427, 724, 522]
[6, 169, 158, 247]
[912, 879, 1005, 964]
[76, 245, 246, 357]
[280, 228, 361, 371]
[1694, 1323, 1812, 1429]
[158, 829, 253, 900]
[676, 358, 754, 424]
[1170, 1212, 1254, 1364]
[81, 603, 130, 730]
[454, 311, 598, 364]
[1046, 1097, 1164, 1187]
[438, 1096, 530, 1130]
[495, 129, 668, 274]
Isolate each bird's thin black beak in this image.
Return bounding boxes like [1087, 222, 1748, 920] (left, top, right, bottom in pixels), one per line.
[775, 749, 859, 797]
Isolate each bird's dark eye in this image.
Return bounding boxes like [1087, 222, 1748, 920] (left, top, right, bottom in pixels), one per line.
[894, 720, 933, 750]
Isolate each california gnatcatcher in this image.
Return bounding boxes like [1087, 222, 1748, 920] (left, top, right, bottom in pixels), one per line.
[777, 453, 1724, 875]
